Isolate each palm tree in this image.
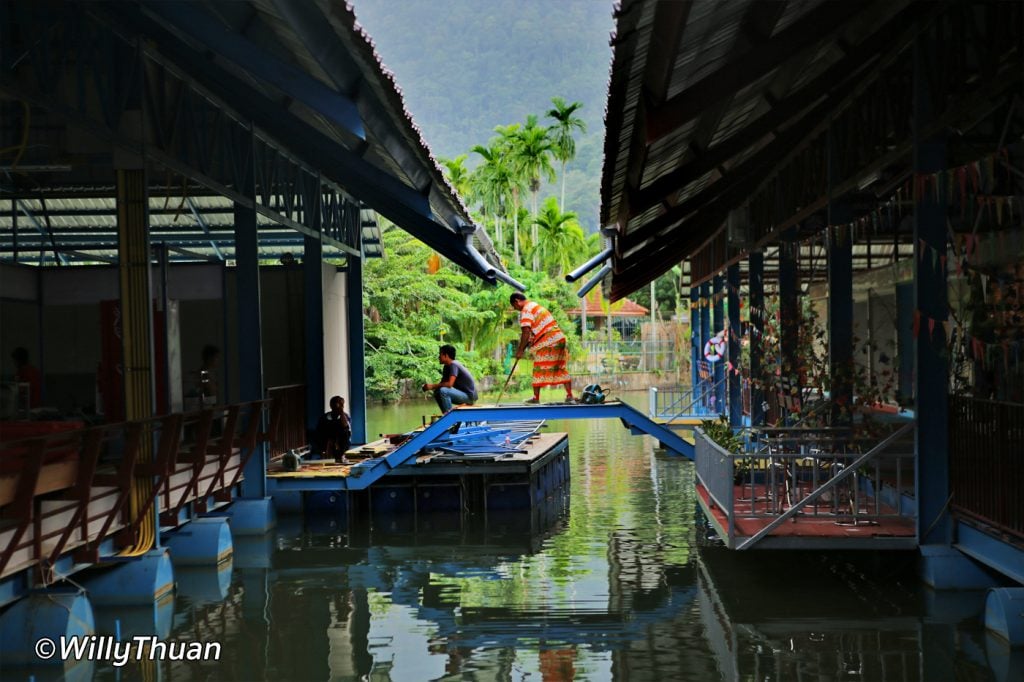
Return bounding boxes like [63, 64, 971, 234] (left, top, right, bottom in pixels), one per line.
[470, 142, 515, 253]
[513, 115, 556, 271]
[532, 196, 585, 277]
[494, 123, 527, 265]
[438, 155, 473, 204]
[546, 97, 586, 211]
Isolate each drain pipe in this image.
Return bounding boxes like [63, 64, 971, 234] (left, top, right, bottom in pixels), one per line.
[565, 247, 613, 283]
[459, 223, 526, 291]
[576, 263, 612, 298]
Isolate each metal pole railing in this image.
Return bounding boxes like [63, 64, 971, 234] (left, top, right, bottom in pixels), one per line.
[736, 421, 916, 550]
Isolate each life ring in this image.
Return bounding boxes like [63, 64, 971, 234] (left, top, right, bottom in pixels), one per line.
[704, 335, 726, 362]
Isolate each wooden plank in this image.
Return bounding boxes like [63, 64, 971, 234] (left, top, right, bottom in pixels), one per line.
[0, 459, 77, 507]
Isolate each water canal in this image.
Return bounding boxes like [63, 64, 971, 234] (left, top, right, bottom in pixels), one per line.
[87, 396, 1005, 681]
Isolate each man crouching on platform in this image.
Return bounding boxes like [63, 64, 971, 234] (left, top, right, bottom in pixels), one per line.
[422, 344, 478, 414]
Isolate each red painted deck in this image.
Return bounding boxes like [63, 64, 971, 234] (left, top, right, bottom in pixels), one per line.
[696, 482, 916, 549]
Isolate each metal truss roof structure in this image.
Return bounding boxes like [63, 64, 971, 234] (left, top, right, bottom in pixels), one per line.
[0, 0, 511, 283]
[600, 0, 1022, 299]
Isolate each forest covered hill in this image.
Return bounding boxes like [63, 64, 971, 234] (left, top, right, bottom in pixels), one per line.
[351, 0, 616, 232]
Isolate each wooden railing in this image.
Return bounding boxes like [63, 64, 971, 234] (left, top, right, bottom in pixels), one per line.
[0, 395, 281, 582]
[950, 397, 1024, 539]
[266, 384, 306, 459]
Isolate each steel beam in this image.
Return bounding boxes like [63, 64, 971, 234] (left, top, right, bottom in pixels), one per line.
[689, 277, 699, 392]
[234, 127, 267, 499]
[827, 126, 854, 426]
[913, 32, 950, 546]
[727, 263, 741, 428]
[748, 251, 765, 426]
[142, 1, 364, 141]
[304, 185, 326, 433]
[347, 249, 367, 445]
[712, 275, 725, 414]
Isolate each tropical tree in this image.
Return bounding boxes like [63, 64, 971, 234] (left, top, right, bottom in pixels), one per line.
[512, 115, 556, 271]
[494, 123, 527, 265]
[546, 97, 586, 211]
[470, 141, 514, 252]
[532, 196, 586, 277]
[437, 154, 473, 203]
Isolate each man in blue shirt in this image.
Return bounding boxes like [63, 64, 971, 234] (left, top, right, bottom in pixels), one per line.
[422, 344, 478, 414]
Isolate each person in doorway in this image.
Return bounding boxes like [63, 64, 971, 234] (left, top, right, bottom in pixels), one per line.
[10, 346, 42, 408]
[197, 344, 220, 406]
[315, 395, 352, 463]
[510, 293, 575, 404]
[422, 344, 478, 414]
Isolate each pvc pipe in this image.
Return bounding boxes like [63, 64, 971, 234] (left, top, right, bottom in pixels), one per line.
[576, 263, 612, 298]
[463, 237, 526, 291]
[565, 247, 613, 283]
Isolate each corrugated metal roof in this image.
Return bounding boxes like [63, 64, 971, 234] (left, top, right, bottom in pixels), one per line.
[599, 0, 918, 300]
[0, 0, 501, 275]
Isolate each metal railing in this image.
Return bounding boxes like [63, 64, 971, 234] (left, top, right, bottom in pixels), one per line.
[694, 427, 737, 541]
[266, 384, 306, 459]
[694, 422, 916, 549]
[0, 397, 278, 580]
[649, 377, 727, 423]
[950, 397, 1024, 539]
[576, 340, 680, 373]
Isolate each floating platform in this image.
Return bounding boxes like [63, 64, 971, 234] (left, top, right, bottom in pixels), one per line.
[268, 426, 570, 520]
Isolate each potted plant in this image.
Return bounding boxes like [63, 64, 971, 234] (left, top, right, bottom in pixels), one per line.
[700, 415, 747, 483]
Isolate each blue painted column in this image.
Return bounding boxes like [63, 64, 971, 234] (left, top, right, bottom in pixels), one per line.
[749, 251, 765, 426]
[913, 33, 950, 546]
[304, 193, 326, 432]
[234, 133, 266, 499]
[689, 275, 699, 390]
[347, 250, 367, 445]
[896, 282, 914, 402]
[727, 263, 742, 427]
[699, 281, 711, 410]
[779, 233, 800, 419]
[713, 274, 725, 415]
[827, 126, 854, 426]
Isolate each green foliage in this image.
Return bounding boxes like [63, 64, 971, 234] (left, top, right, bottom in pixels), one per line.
[350, 0, 613, 231]
[700, 415, 743, 454]
[362, 222, 586, 401]
[629, 271, 682, 320]
[531, 197, 585, 277]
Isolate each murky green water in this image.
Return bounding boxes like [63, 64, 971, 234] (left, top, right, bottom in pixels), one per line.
[84, 395, 1011, 681]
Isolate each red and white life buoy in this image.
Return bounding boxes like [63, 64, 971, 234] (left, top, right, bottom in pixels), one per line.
[704, 334, 726, 362]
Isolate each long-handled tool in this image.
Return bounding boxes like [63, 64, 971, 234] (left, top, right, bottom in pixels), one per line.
[494, 356, 520, 406]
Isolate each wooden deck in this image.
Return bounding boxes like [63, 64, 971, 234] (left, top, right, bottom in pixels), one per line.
[267, 431, 569, 484]
[696, 481, 916, 550]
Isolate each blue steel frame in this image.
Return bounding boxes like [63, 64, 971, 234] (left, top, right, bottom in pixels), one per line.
[748, 251, 764, 426]
[713, 274, 725, 413]
[266, 402, 696, 493]
[690, 283, 700, 391]
[699, 281, 711, 407]
[827, 126, 854, 425]
[346, 249, 367, 445]
[727, 264, 741, 427]
[234, 130, 267, 499]
[913, 32, 950, 546]
[0, 4, 362, 255]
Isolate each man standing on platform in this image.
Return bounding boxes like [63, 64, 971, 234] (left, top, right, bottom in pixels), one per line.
[422, 344, 478, 414]
[510, 293, 576, 404]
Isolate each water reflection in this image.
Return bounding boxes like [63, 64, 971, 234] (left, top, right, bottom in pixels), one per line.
[80, 397, 1009, 681]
